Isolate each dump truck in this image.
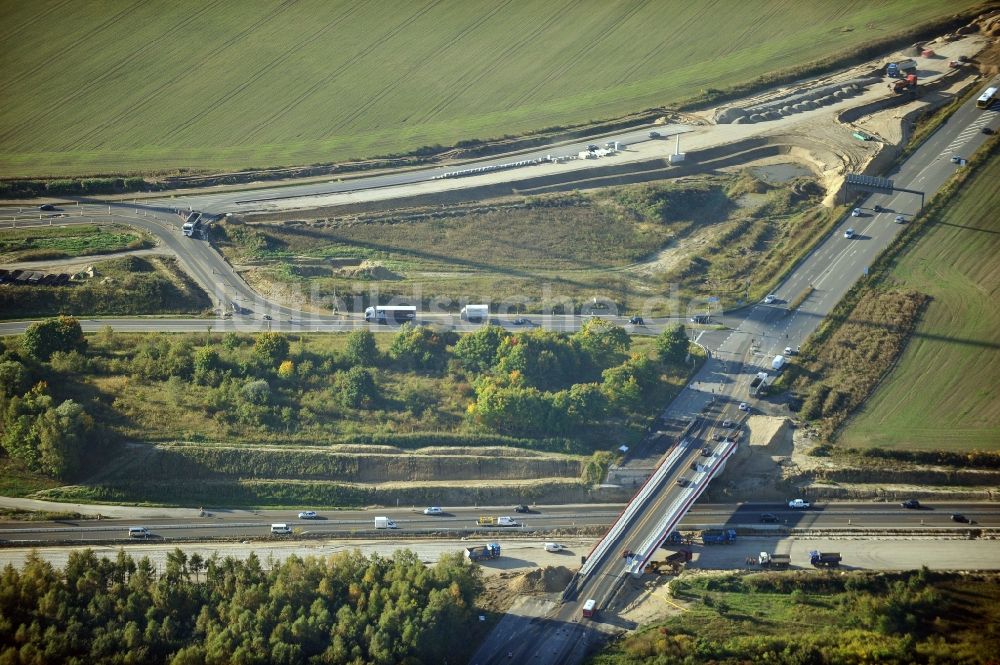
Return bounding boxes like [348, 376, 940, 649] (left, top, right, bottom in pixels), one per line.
[476, 516, 518, 527]
[749, 372, 769, 396]
[886, 59, 917, 77]
[758, 552, 790, 569]
[701, 529, 737, 545]
[809, 550, 842, 567]
[465, 543, 501, 562]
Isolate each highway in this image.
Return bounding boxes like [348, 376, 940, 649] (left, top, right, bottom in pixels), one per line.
[1, 502, 997, 545]
[470, 84, 999, 664]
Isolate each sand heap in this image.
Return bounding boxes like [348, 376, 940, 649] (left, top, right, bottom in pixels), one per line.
[509, 566, 573, 594]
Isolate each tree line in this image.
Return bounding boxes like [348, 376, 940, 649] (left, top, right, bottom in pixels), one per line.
[0, 316, 691, 481]
[0, 547, 483, 664]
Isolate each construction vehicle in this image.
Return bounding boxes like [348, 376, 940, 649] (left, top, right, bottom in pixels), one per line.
[886, 59, 917, 78]
[749, 372, 769, 396]
[758, 552, 790, 569]
[464, 543, 501, 562]
[893, 74, 918, 95]
[809, 550, 842, 567]
[645, 550, 692, 574]
[701, 529, 737, 545]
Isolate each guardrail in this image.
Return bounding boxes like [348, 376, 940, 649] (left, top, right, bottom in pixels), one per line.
[578, 438, 690, 578]
[625, 437, 739, 576]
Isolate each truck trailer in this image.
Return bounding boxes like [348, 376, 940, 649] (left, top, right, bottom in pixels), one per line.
[809, 550, 842, 567]
[464, 543, 501, 562]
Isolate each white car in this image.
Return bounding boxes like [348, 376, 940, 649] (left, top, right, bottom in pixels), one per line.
[788, 499, 811, 509]
[763, 294, 777, 304]
[544, 542, 564, 552]
[297, 511, 318, 519]
[851, 208, 862, 217]
[894, 215, 906, 224]
[739, 402, 750, 412]
[844, 228, 855, 239]
[423, 506, 443, 515]
[950, 155, 962, 164]
[784, 346, 794, 355]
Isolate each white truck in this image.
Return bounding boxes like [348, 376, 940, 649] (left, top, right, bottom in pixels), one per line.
[460, 304, 489, 323]
[771, 355, 786, 371]
[749, 371, 769, 396]
[374, 516, 397, 529]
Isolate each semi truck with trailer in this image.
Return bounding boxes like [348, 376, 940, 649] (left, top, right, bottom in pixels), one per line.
[364, 305, 417, 324]
[701, 529, 737, 545]
[464, 543, 501, 562]
[460, 304, 489, 322]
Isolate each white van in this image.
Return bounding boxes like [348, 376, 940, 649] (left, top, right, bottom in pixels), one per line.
[374, 516, 397, 529]
[270, 523, 292, 535]
[128, 527, 149, 538]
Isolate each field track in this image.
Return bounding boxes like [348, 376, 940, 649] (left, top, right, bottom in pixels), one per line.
[0, 0, 981, 177]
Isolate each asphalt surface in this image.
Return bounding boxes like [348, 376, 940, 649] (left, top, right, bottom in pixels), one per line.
[472, 83, 999, 665]
[1, 502, 996, 545]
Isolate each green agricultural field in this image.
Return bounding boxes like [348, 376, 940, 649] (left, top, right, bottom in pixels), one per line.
[839, 152, 1000, 450]
[0, 224, 151, 262]
[0, 0, 980, 178]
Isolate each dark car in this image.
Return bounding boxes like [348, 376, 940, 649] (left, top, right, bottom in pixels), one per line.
[702, 446, 713, 455]
[628, 316, 644, 325]
[514, 504, 530, 514]
[983, 127, 995, 135]
[951, 513, 969, 523]
[39, 204, 56, 211]
[676, 477, 689, 487]
[648, 131, 661, 138]
[759, 513, 779, 523]
[901, 499, 920, 509]
[587, 144, 599, 151]
[873, 204, 883, 213]
[262, 315, 272, 321]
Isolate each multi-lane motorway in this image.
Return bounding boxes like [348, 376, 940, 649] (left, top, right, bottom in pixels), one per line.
[471, 85, 998, 664]
[2, 502, 997, 545]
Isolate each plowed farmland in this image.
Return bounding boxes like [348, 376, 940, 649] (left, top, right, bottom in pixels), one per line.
[0, 0, 981, 177]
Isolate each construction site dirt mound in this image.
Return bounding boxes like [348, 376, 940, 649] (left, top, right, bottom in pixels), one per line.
[509, 566, 574, 595]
